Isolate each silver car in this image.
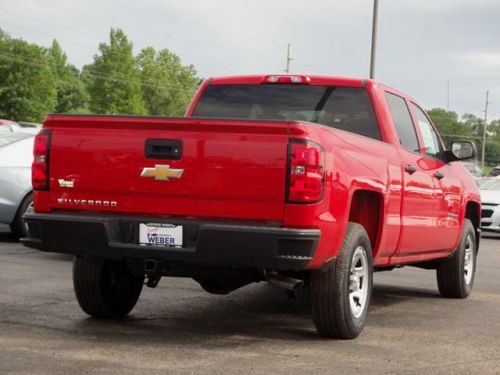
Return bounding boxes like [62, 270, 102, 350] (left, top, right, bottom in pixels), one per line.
[480, 178, 500, 234]
[0, 132, 34, 238]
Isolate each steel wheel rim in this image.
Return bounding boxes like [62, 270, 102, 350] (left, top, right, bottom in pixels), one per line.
[23, 201, 34, 235]
[463, 234, 474, 285]
[349, 246, 369, 319]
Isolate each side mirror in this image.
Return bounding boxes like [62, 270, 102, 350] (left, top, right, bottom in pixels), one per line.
[450, 140, 476, 161]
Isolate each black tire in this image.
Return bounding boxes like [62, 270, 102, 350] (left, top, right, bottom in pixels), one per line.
[311, 222, 373, 339]
[73, 257, 144, 319]
[436, 219, 477, 298]
[10, 193, 33, 239]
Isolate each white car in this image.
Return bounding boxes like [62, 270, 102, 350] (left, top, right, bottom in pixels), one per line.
[480, 178, 500, 234]
[0, 132, 35, 238]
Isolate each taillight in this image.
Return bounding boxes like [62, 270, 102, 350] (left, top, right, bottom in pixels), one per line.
[32, 130, 51, 190]
[286, 139, 325, 203]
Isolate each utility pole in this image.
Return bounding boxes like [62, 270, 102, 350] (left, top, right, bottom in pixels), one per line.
[285, 43, 292, 74]
[481, 90, 489, 169]
[369, 0, 379, 79]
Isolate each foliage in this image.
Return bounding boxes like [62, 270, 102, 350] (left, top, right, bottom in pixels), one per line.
[83, 28, 146, 115]
[48, 40, 89, 113]
[428, 108, 500, 165]
[0, 30, 57, 122]
[137, 47, 198, 116]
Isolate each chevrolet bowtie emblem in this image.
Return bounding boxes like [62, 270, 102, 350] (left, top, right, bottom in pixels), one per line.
[140, 165, 184, 181]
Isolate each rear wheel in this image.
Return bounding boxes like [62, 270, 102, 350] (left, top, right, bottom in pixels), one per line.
[311, 222, 373, 339]
[73, 257, 144, 318]
[10, 193, 33, 239]
[436, 219, 476, 298]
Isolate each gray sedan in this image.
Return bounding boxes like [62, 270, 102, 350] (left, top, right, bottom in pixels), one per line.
[480, 178, 500, 234]
[0, 132, 34, 238]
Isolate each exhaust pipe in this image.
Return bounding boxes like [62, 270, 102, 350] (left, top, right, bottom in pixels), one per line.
[266, 274, 304, 291]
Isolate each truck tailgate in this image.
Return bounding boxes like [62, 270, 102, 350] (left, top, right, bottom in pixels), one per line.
[43, 116, 290, 221]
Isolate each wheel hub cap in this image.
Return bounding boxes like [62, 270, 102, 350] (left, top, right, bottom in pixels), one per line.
[349, 246, 369, 319]
[463, 234, 474, 285]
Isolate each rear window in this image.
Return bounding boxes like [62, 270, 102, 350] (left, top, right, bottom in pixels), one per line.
[0, 132, 31, 148]
[193, 84, 382, 140]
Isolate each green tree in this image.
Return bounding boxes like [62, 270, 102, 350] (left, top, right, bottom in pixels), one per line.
[428, 108, 474, 147]
[83, 28, 145, 115]
[137, 47, 199, 116]
[47, 40, 89, 113]
[0, 30, 56, 122]
[483, 118, 500, 165]
[429, 108, 500, 165]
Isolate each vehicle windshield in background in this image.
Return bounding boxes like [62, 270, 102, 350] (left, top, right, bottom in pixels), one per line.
[480, 179, 500, 191]
[488, 167, 500, 177]
[193, 85, 381, 140]
[0, 132, 32, 148]
[462, 162, 484, 176]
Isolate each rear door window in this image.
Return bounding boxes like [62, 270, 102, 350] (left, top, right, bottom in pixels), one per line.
[384, 92, 420, 152]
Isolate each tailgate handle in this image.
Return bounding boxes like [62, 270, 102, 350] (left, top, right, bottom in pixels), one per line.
[145, 139, 182, 160]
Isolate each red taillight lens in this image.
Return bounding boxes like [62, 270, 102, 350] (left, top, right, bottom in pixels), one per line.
[287, 139, 325, 203]
[32, 130, 51, 190]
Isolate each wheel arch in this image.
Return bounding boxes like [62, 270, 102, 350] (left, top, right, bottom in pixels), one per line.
[13, 188, 33, 222]
[464, 200, 481, 253]
[347, 189, 384, 258]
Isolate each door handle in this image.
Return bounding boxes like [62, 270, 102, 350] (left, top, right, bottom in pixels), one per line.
[404, 165, 417, 175]
[145, 139, 182, 160]
[434, 171, 445, 180]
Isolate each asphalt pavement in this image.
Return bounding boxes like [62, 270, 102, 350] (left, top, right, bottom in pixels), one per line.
[0, 224, 499, 375]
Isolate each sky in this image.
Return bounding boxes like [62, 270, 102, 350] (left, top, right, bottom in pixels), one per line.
[1, 0, 499, 119]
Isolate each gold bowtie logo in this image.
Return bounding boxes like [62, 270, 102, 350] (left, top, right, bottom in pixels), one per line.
[140, 165, 184, 181]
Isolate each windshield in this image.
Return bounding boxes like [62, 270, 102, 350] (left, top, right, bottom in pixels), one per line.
[193, 84, 382, 140]
[0, 132, 32, 148]
[489, 168, 500, 176]
[481, 179, 500, 191]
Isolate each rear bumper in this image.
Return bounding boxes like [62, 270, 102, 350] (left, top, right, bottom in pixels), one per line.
[21, 213, 320, 270]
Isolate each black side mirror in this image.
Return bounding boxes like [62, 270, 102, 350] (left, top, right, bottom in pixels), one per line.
[450, 141, 476, 160]
[442, 140, 476, 163]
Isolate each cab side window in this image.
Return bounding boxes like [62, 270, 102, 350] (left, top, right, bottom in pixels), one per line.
[384, 92, 420, 152]
[411, 104, 442, 158]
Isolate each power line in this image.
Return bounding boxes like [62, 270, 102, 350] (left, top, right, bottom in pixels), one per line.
[0, 9, 104, 40]
[28, 0, 285, 52]
[0, 11, 207, 64]
[0, 53, 198, 93]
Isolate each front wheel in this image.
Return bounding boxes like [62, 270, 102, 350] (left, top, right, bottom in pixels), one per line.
[436, 219, 477, 298]
[311, 222, 373, 339]
[73, 257, 144, 319]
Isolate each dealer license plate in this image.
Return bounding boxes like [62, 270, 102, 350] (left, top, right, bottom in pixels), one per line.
[139, 223, 183, 247]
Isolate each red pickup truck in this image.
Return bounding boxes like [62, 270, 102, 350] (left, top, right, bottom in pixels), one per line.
[23, 75, 481, 339]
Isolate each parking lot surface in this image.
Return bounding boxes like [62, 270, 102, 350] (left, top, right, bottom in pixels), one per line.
[0, 224, 499, 374]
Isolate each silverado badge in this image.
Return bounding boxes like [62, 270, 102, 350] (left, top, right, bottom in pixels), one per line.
[140, 165, 184, 181]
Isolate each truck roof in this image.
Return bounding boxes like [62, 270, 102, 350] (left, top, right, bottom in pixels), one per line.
[208, 75, 368, 87]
